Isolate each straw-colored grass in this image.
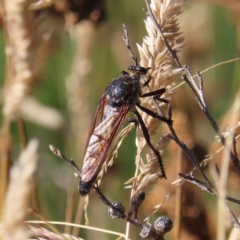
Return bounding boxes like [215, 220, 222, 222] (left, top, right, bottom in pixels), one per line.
[2, 139, 39, 240]
[1, 0, 240, 239]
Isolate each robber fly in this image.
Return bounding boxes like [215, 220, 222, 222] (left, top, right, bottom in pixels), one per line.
[79, 65, 171, 195]
[78, 24, 171, 196]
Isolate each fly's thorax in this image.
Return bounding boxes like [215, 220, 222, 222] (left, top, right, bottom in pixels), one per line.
[106, 73, 141, 108]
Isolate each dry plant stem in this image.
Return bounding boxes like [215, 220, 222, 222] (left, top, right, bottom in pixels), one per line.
[178, 166, 240, 204]
[214, 165, 240, 229]
[174, 147, 182, 239]
[32, 208, 64, 237]
[168, 125, 213, 188]
[93, 185, 143, 229]
[0, 123, 11, 213]
[124, 140, 142, 240]
[179, 172, 240, 229]
[65, 186, 73, 234]
[32, 184, 42, 221]
[144, 0, 240, 174]
[17, 117, 27, 149]
[28, 221, 127, 239]
[216, 96, 240, 238]
[72, 198, 85, 237]
[232, 132, 238, 158]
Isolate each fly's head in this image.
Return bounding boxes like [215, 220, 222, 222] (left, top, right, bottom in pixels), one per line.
[128, 65, 151, 88]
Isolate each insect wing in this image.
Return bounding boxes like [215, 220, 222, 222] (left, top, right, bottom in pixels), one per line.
[83, 95, 106, 155]
[81, 98, 129, 183]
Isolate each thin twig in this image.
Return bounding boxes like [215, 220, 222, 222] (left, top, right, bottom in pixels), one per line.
[93, 185, 143, 229]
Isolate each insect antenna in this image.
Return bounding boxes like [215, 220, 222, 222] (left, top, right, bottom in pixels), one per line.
[122, 23, 138, 66]
[49, 144, 82, 179]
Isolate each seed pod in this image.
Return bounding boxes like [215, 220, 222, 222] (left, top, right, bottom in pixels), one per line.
[154, 216, 173, 234]
[108, 201, 125, 219]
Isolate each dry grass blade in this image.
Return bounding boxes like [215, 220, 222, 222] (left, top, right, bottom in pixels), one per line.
[27, 220, 127, 239]
[20, 96, 64, 130]
[216, 94, 240, 239]
[29, 226, 84, 240]
[2, 139, 39, 240]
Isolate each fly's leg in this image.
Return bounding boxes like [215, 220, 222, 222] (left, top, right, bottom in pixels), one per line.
[143, 75, 152, 87]
[134, 110, 166, 179]
[140, 88, 173, 124]
[136, 103, 172, 125]
[140, 88, 166, 98]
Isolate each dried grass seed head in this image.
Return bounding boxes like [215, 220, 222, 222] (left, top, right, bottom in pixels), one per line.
[3, 0, 61, 119]
[2, 139, 39, 240]
[131, 0, 183, 195]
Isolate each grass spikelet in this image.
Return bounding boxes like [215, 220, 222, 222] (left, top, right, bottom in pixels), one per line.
[132, 0, 183, 196]
[2, 139, 39, 240]
[126, 134, 171, 196]
[138, 0, 183, 135]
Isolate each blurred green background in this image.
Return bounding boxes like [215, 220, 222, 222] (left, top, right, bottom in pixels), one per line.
[1, 0, 240, 239]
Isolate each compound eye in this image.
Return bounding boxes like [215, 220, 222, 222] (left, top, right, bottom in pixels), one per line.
[128, 66, 150, 74]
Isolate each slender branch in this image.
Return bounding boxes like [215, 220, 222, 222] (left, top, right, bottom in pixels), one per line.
[93, 185, 143, 229]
